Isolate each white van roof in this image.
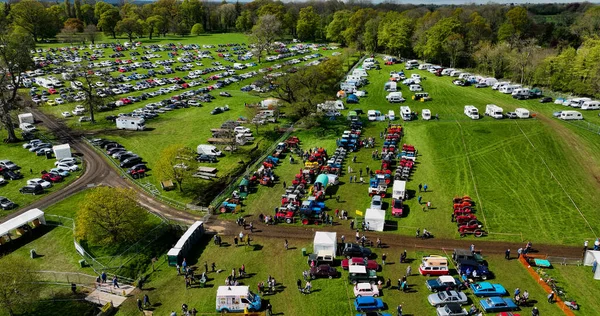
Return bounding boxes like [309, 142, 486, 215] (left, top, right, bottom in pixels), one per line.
[349, 265, 367, 273]
[217, 286, 249, 296]
[562, 110, 581, 115]
[393, 180, 406, 192]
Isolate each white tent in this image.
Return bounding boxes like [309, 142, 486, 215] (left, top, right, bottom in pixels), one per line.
[0, 208, 45, 237]
[53, 144, 72, 160]
[365, 208, 385, 232]
[313, 231, 337, 255]
[18, 113, 34, 124]
[583, 250, 600, 280]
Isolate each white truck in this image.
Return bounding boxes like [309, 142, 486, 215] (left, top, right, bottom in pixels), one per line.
[215, 286, 262, 313]
[392, 180, 407, 200]
[116, 117, 146, 130]
[464, 105, 480, 120]
[197, 144, 223, 156]
[386, 92, 405, 103]
[485, 104, 503, 119]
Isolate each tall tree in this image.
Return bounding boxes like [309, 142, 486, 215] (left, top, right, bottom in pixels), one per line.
[235, 10, 253, 32]
[8, 0, 47, 41]
[154, 145, 197, 192]
[74, 0, 82, 20]
[64, 0, 72, 18]
[115, 17, 142, 42]
[326, 10, 351, 45]
[0, 30, 35, 143]
[0, 256, 40, 316]
[378, 12, 413, 57]
[443, 33, 465, 68]
[342, 8, 377, 50]
[97, 8, 120, 39]
[191, 22, 204, 35]
[250, 14, 281, 63]
[146, 15, 164, 39]
[296, 6, 320, 41]
[571, 6, 600, 38]
[362, 17, 380, 53]
[83, 24, 99, 44]
[416, 16, 462, 64]
[76, 187, 150, 245]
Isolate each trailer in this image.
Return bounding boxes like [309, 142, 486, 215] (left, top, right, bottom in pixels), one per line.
[116, 117, 145, 130]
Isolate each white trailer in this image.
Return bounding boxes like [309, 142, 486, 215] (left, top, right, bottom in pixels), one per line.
[392, 180, 407, 200]
[400, 106, 411, 121]
[581, 101, 600, 110]
[18, 113, 34, 125]
[485, 104, 503, 119]
[116, 117, 146, 130]
[464, 105, 480, 120]
[515, 108, 530, 119]
[560, 110, 583, 120]
[52, 144, 72, 160]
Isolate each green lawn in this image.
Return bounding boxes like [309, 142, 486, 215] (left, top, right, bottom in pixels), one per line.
[117, 235, 563, 316]
[0, 129, 82, 217]
[549, 263, 600, 314]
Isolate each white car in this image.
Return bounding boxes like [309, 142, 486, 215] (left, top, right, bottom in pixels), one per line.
[353, 283, 379, 297]
[62, 111, 72, 118]
[56, 163, 79, 172]
[57, 157, 79, 165]
[55, 98, 65, 104]
[27, 178, 52, 189]
[79, 116, 91, 123]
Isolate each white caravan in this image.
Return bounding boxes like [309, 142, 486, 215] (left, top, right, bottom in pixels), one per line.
[485, 104, 503, 119]
[559, 111, 583, 120]
[400, 106, 412, 121]
[464, 105, 480, 120]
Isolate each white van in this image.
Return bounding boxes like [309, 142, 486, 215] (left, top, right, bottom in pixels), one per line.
[422, 109, 431, 120]
[409, 84, 422, 92]
[400, 106, 411, 121]
[386, 92, 405, 103]
[405, 60, 419, 68]
[515, 108, 530, 119]
[388, 110, 395, 121]
[392, 180, 407, 200]
[560, 110, 583, 120]
[197, 144, 222, 156]
[19, 123, 37, 132]
[367, 110, 384, 121]
[464, 105, 479, 120]
[384, 81, 397, 92]
[581, 100, 600, 110]
[216, 286, 262, 313]
[485, 104, 503, 119]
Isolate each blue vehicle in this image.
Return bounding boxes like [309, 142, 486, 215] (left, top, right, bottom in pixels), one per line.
[479, 297, 518, 313]
[354, 296, 384, 312]
[355, 313, 391, 316]
[457, 259, 490, 280]
[347, 94, 359, 104]
[470, 282, 507, 297]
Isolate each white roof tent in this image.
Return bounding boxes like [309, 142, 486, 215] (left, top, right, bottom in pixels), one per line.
[313, 231, 337, 255]
[217, 285, 249, 296]
[583, 250, 600, 280]
[53, 144, 72, 160]
[0, 208, 46, 238]
[365, 208, 385, 232]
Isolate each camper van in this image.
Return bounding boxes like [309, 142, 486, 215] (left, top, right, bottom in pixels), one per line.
[422, 109, 432, 120]
[400, 106, 412, 121]
[569, 97, 591, 108]
[418, 63, 432, 70]
[499, 85, 521, 94]
[386, 92, 405, 103]
[492, 81, 509, 90]
[197, 144, 223, 157]
[388, 110, 395, 121]
[458, 73, 471, 80]
[340, 82, 356, 93]
[384, 81, 397, 92]
[441, 68, 455, 76]
[560, 111, 583, 120]
[485, 104, 503, 119]
[216, 286, 262, 313]
[116, 117, 145, 131]
[450, 70, 462, 77]
[483, 78, 498, 86]
[409, 84, 423, 92]
[419, 255, 449, 276]
[353, 68, 368, 77]
[512, 88, 530, 99]
[367, 110, 385, 121]
[464, 105, 479, 120]
[581, 100, 600, 110]
[515, 108, 530, 119]
[392, 180, 407, 200]
[405, 60, 419, 69]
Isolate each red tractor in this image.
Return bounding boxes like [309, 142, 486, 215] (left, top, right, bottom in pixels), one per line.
[453, 207, 473, 218]
[276, 207, 295, 224]
[458, 220, 485, 237]
[259, 175, 271, 186]
[285, 136, 300, 148]
[389, 125, 403, 134]
[454, 214, 477, 224]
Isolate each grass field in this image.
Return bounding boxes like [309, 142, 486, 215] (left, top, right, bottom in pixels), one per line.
[117, 235, 564, 316]
[0, 129, 82, 216]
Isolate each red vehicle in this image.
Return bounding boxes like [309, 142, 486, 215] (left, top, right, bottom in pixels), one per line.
[275, 208, 295, 224]
[458, 220, 485, 237]
[341, 257, 380, 271]
[455, 214, 477, 224]
[120, 98, 132, 104]
[129, 169, 146, 179]
[391, 198, 403, 217]
[41, 172, 62, 183]
[48, 88, 57, 95]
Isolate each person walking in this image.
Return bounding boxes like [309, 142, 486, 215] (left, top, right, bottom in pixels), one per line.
[505, 249, 511, 260]
[266, 303, 272, 316]
[584, 240, 589, 252]
[397, 278, 402, 291]
[204, 261, 208, 274]
[382, 253, 387, 266]
[137, 298, 143, 311]
[101, 271, 107, 283]
[297, 279, 302, 291]
[359, 169, 363, 177]
[418, 184, 422, 192]
[143, 294, 150, 308]
[531, 307, 539, 316]
[518, 248, 523, 259]
[415, 228, 420, 238]
[284, 239, 289, 250]
[406, 265, 412, 276]
[112, 276, 120, 289]
[423, 184, 428, 192]
[397, 304, 403, 316]
[283, 181, 286, 189]
[470, 244, 475, 253]
[376, 238, 381, 248]
[547, 291, 555, 303]
[418, 196, 422, 204]
[341, 235, 345, 244]
[426, 201, 431, 210]
[350, 220, 355, 230]
[234, 236, 238, 246]
[212, 262, 216, 272]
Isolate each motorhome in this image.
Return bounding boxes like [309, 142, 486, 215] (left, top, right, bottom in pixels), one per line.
[317, 100, 345, 111]
[458, 73, 471, 80]
[419, 255, 449, 276]
[418, 63, 432, 70]
[392, 180, 406, 200]
[441, 68, 455, 76]
[386, 92, 405, 103]
[367, 110, 385, 121]
[400, 106, 412, 121]
[464, 105, 479, 120]
[409, 84, 422, 92]
[422, 109, 431, 120]
[512, 88, 530, 99]
[353, 68, 368, 77]
[485, 104, 503, 119]
[581, 100, 600, 110]
[197, 144, 223, 156]
[492, 81, 509, 90]
[215, 286, 261, 313]
[340, 82, 356, 93]
[483, 78, 498, 86]
[388, 110, 395, 121]
[569, 97, 591, 108]
[450, 70, 462, 77]
[499, 85, 521, 94]
[560, 110, 583, 120]
[116, 117, 145, 130]
[515, 108, 530, 118]
[405, 60, 419, 68]
[384, 81, 397, 92]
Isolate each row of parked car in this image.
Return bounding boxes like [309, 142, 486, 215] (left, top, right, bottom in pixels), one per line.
[91, 139, 147, 178]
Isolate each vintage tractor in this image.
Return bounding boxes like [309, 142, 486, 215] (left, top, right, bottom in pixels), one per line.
[259, 175, 272, 186]
[276, 207, 296, 224]
[374, 170, 392, 184]
[285, 136, 300, 148]
[454, 214, 477, 224]
[389, 125, 403, 134]
[458, 220, 485, 237]
[453, 195, 473, 204]
[453, 207, 473, 217]
[368, 176, 388, 197]
[220, 199, 241, 213]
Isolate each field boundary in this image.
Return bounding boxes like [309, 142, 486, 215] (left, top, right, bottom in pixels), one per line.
[513, 121, 597, 239]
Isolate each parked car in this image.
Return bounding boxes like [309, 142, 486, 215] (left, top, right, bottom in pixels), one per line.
[353, 282, 379, 297]
[0, 177, 6, 186]
[219, 91, 232, 97]
[457, 259, 490, 280]
[121, 157, 143, 168]
[309, 264, 338, 279]
[50, 168, 70, 177]
[0, 160, 19, 170]
[197, 154, 218, 163]
[2, 170, 23, 180]
[370, 195, 382, 210]
[479, 297, 518, 313]
[539, 97, 553, 103]
[470, 282, 507, 297]
[428, 290, 468, 307]
[474, 83, 488, 88]
[56, 163, 79, 172]
[57, 157, 79, 165]
[436, 303, 468, 316]
[342, 243, 373, 259]
[356, 312, 391, 316]
[61, 111, 72, 118]
[342, 257, 380, 271]
[19, 184, 44, 195]
[348, 265, 378, 285]
[41, 172, 63, 183]
[426, 276, 463, 292]
[27, 178, 52, 189]
[0, 196, 16, 210]
[553, 111, 562, 118]
[505, 112, 518, 119]
[452, 249, 486, 265]
[354, 297, 384, 312]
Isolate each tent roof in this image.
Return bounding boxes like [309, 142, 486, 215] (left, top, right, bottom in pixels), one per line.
[174, 221, 203, 249]
[314, 231, 337, 245]
[217, 286, 249, 296]
[53, 144, 70, 150]
[0, 208, 44, 236]
[365, 208, 385, 220]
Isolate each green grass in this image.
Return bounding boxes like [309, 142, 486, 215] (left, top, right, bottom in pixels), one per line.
[0, 129, 82, 216]
[549, 263, 600, 314]
[116, 235, 564, 316]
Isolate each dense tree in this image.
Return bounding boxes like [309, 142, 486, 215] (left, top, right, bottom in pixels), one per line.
[94, 1, 113, 19]
[154, 145, 197, 192]
[146, 15, 165, 39]
[116, 17, 143, 42]
[466, 12, 491, 46]
[236, 10, 253, 32]
[296, 6, 320, 41]
[76, 187, 150, 245]
[443, 33, 465, 68]
[191, 22, 204, 35]
[416, 16, 462, 64]
[0, 256, 40, 316]
[363, 17, 380, 53]
[74, 0, 82, 20]
[342, 8, 377, 50]
[571, 6, 600, 38]
[80, 4, 95, 25]
[326, 10, 350, 45]
[217, 3, 238, 31]
[250, 14, 281, 63]
[9, 0, 47, 41]
[64, 18, 84, 32]
[257, 2, 285, 21]
[499, 6, 531, 46]
[97, 8, 120, 39]
[83, 24, 99, 44]
[378, 12, 412, 57]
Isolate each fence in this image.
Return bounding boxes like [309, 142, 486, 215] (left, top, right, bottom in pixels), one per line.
[563, 119, 600, 135]
[34, 270, 98, 285]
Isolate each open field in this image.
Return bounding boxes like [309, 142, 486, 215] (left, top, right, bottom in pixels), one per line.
[117, 235, 564, 316]
[0, 129, 82, 216]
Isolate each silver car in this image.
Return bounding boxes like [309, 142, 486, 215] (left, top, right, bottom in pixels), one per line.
[436, 303, 468, 316]
[428, 290, 468, 307]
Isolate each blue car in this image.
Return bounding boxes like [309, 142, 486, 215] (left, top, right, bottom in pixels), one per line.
[479, 297, 518, 313]
[470, 282, 507, 297]
[354, 297, 384, 312]
[355, 313, 391, 316]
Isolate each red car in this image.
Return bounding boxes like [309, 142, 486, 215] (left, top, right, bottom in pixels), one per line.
[391, 198, 403, 217]
[41, 172, 62, 183]
[120, 98, 132, 104]
[497, 313, 520, 316]
[341, 257, 379, 271]
[48, 88, 57, 95]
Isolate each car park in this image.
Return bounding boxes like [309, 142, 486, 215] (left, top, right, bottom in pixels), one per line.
[428, 290, 468, 307]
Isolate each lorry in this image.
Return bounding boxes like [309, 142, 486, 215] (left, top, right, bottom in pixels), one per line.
[484, 104, 503, 119]
[464, 105, 479, 120]
[197, 144, 222, 156]
[116, 117, 145, 131]
[215, 286, 261, 313]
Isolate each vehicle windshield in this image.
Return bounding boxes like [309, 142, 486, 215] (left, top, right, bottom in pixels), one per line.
[393, 200, 402, 208]
[247, 291, 255, 301]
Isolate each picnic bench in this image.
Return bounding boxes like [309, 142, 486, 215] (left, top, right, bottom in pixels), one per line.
[197, 166, 217, 174]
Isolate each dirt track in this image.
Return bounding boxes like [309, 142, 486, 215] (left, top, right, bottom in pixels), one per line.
[1, 109, 584, 259]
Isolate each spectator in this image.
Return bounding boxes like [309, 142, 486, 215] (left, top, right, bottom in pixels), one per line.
[137, 298, 143, 311]
[382, 253, 387, 265]
[397, 304, 403, 316]
[143, 294, 150, 308]
[418, 184, 422, 192]
[505, 249, 511, 260]
[531, 307, 539, 316]
[547, 291, 554, 303]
